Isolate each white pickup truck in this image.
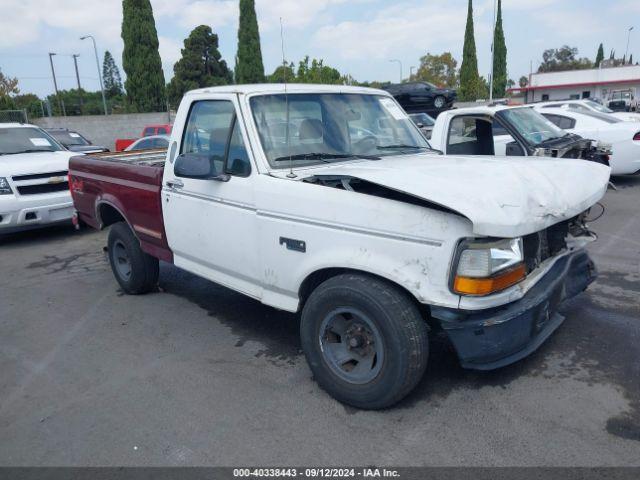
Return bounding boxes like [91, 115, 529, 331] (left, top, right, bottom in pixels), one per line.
[429, 104, 611, 164]
[0, 123, 77, 233]
[69, 84, 610, 409]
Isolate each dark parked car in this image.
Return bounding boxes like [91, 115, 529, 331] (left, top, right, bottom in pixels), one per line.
[45, 128, 109, 153]
[409, 112, 436, 139]
[384, 82, 456, 114]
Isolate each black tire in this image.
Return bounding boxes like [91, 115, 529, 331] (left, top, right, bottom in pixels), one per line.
[300, 273, 429, 409]
[107, 222, 159, 294]
[433, 95, 446, 110]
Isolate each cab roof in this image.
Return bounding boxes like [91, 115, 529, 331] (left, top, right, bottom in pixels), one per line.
[185, 83, 388, 96]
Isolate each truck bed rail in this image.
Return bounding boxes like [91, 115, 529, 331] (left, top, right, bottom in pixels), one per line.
[86, 148, 167, 166]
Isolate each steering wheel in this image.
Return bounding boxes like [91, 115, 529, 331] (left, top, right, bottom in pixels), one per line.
[353, 135, 378, 153]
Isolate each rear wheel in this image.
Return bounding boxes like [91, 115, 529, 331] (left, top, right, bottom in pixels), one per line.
[433, 95, 446, 109]
[107, 222, 159, 294]
[300, 273, 429, 409]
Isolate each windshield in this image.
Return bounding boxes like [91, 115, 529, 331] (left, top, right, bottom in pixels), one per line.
[0, 127, 64, 155]
[581, 100, 613, 114]
[250, 93, 431, 167]
[48, 130, 90, 146]
[410, 113, 435, 126]
[497, 107, 565, 145]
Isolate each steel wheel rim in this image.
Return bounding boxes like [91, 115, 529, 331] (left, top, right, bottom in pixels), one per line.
[113, 240, 132, 281]
[319, 307, 384, 385]
[434, 96, 445, 108]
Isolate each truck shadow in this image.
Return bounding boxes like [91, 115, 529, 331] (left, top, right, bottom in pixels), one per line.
[158, 263, 639, 440]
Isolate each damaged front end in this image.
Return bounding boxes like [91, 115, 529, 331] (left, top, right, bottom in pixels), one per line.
[432, 215, 599, 371]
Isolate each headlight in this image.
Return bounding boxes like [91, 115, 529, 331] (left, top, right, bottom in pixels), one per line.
[453, 238, 526, 296]
[0, 177, 12, 195]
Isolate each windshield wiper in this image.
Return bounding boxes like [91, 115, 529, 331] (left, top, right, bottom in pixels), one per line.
[273, 152, 380, 162]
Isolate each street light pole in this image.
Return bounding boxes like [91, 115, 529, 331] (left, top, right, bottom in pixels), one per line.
[72, 54, 83, 114]
[48, 52, 65, 116]
[409, 66, 416, 81]
[625, 26, 634, 62]
[389, 59, 403, 83]
[489, 0, 497, 102]
[80, 35, 108, 115]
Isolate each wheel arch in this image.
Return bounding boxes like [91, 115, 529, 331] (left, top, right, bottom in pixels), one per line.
[298, 267, 434, 327]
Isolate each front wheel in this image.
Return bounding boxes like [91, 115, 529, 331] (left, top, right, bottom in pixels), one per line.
[433, 95, 446, 109]
[300, 273, 429, 409]
[107, 222, 159, 294]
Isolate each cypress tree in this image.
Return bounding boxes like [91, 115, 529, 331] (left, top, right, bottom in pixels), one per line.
[167, 25, 233, 107]
[595, 43, 604, 67]
[121, 0, 166, 112]
[491, 0, 507, 98]
[459, 0, 480, 101]
[103, 51, 124, 98]
[236, 0, 265, 83]
[629, 54, 634, 65]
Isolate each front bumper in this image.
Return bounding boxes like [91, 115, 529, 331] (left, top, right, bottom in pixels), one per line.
[0, 193, 74, 233]
[431, 250, 596, 370]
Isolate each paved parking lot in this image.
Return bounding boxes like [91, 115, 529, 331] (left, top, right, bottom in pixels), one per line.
[1, 178, 639, 466]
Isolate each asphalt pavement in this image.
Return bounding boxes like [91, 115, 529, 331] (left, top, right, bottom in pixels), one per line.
[1, 177, 639, 466]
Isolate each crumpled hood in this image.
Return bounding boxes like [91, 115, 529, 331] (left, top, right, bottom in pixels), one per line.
[0, 151, 77, 177]
[300, 154, 610, 237]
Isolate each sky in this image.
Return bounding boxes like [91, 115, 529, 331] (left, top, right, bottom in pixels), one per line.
[1, 0, 638, 98]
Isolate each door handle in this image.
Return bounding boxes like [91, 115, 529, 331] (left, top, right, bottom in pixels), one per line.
[165, 179, 184, 190]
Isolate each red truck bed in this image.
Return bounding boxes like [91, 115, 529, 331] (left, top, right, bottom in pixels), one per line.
[68, 149, 173, 263]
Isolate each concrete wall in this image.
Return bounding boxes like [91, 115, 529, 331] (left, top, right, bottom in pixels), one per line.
[33, 112, 174, 151]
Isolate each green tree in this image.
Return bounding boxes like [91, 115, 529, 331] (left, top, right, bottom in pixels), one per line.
[538, 46, 593, 72]
[629, 54, 634, 65]
[459, 0, 480, 101]
[518, 75, 528, 88]
[236, 0, 265, 83]
[0, 68, 19, 97]
[415, 52, 458, 88]
[167, 25, 232, 107]
[296, 56, 342, 84]
[121, 0, 166, 112]
[595, 43, 604, 67]
[103, 51, 124, 98]
[491, 0, 507, 98]
[267, 61, 296, 83]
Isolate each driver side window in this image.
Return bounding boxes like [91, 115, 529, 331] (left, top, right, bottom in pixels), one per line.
[181, 100, 251, 177]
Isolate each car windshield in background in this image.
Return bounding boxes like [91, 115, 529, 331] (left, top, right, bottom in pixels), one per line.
[581, 100, 614, 114]
[0, 127, 64, 155]
[250, 93, 431, 167]
[49, 130, 90, 146]
[409, 113, 435, 126]
[497, 107, 564, 145]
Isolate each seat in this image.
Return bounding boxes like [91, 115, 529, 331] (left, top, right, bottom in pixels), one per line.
[298, 118, 324, 141]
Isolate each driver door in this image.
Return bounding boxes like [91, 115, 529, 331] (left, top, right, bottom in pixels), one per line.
[162, 95, 261, 299]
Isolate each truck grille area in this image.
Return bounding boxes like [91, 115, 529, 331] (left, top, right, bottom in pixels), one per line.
[523, 221, 569, 273]
[11, 170, 69, 196]
[16, 183, 69, 195]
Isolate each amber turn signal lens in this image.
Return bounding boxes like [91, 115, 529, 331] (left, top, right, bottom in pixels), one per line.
[454, 263, 526, 296]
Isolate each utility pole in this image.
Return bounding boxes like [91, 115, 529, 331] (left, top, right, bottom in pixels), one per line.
[72, 54, 83, 114]
[389, 59, 403, 83]
[489, 0, 497, 102]
[80, 35, 108, 115]
[625, 26, 634, 61]
[409, 66, 416, 81]
[48, 53, 66, 116]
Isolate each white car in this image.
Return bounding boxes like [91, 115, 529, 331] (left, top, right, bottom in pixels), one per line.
[536, 99, 640, 123]
[0, 123, 78, 233]
[533, 107, 640, 175]
[124, 134, 170, 151]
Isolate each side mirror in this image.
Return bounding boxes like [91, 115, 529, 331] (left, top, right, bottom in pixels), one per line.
[174, 153, 230, 182]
